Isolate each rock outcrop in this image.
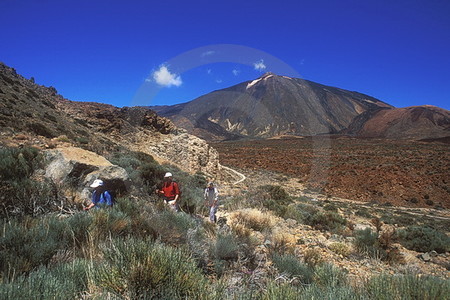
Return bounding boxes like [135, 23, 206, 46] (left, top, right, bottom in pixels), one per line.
[44, 147, 130, 202]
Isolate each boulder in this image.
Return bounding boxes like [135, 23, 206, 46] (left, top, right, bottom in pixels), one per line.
[417, 252, 431, 262]
[44, 147, 130, 202]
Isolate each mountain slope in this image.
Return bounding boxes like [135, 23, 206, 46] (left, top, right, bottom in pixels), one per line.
[344, 105, 450, 140]
[152, 72, 393, 140]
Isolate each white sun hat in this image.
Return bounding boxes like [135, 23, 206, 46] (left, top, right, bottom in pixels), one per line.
[164, 172, 173, 178]
[90, 179, 104, 188]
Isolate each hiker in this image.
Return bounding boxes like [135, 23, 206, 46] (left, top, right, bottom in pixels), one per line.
[156, 172, 180, 211]
[84, 179, 114, 210]
[204, 182, 219, 223]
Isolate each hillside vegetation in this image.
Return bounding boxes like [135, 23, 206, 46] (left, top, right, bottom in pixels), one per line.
[1, 146, 449, 299]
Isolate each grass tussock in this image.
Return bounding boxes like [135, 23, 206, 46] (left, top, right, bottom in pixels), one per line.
[231, 208, 274, 232]
[94, 238, 210, 299]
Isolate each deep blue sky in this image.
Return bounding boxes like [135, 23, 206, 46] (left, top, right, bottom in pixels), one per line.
[1, 0, 449, 110]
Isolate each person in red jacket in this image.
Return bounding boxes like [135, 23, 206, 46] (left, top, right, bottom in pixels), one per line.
[156, 172, 180, 211]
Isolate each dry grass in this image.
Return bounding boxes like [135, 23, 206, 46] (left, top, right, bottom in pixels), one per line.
[265, 228, 297, 255]
[230, 208, 275, 232]
[328, 242, 351, 257]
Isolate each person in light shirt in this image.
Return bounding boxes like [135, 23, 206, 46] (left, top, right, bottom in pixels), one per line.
[204, 182, 219, 223]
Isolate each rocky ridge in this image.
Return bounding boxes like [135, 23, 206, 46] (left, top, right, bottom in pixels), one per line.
[0, 62, 220, 178]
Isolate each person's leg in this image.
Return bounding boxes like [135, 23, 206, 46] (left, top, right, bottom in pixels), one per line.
[210, 205, 218, 223]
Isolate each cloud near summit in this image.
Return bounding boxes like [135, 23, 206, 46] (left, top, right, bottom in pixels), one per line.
[151, 65, 182, 87]
[253, 59, 266, 71]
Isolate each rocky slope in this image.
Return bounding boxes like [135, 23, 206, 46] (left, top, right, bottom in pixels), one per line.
[0, 62, 220, 177]
[343, 105, 450, 140]
[152, 72, 393, 140]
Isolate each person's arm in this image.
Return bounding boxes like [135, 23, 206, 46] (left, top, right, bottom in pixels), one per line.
[213, 188, 219, 206]
[204, 189, 210, 206]
[84, 190, 97, 210]
[84, 203, 95, 210]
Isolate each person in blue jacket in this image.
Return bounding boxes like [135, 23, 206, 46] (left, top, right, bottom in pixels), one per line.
[84, 179, 114, 210]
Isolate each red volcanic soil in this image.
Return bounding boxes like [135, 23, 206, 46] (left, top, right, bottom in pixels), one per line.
[213, 137, 450, 208]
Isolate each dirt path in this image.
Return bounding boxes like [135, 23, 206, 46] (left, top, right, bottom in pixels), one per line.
[220, 164, 247, 185]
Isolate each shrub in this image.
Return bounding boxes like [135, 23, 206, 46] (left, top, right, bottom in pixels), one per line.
[0, 217, 71, 280]
[94, 238, 209, 299]
[353, 228, 386, 259]
[0, 147, 59, 217]
[287, 202, 320, 224]
[89, 209, 132, 241]
[265, 230, 296, 255]
[262, 282, 299, 300]
[213, 234, 239, 261]
[232, 209, 273, 232]
[109, 150, 166, 195]
[1, 178, 59, 217]
[314, 263, 348, 287]
[398, 226, 450, 253]
[245, 185, 293, 217]
[0, 259, 89, 299]
[308, 211, 347, 232]
[355, 208, 373, 218]
[365, 274, 450, 300]
[150, 210, 196, 245]
[0, 146, 42, 180]
[329, 242, 351, 257]
[272, 253, 313, 284]
[303, 248, 324, 268]
[323, 203, 338, 212]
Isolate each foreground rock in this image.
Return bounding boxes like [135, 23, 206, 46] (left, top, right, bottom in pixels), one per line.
[44, 146, 129, 202]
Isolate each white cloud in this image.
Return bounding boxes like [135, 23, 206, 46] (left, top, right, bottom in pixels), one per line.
[253, 59, 266, 71]
[152, 65, 182, 87]
[201, 50, 215, 57]
[207, 69, 212, 75]
[215, 79, 223, 83]
[232, 69, 240, 76]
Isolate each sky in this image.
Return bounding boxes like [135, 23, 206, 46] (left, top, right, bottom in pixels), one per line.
[0, 0, 449, 110]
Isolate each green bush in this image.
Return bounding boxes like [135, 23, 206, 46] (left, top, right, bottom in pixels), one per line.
[262, 282, 300, 300]
[213, 234, 239, 261]
[272, 253, 313, 284]
[109, 150, 166, 194]
[89, 209, 132, 241]
[314, 263, 348, 287]
[365, 274, 450, 300]
[0, 146, 42, 181]
[355, 208, 373, 218]
[307, 211, 347, 232]
[150, 210, 196, 245]
[0, 217, 70, 280]
[0, 147, 58, 217]
[323, 203, 338, 212]
[94, 238, 209, 299]
[1, 178, 58, 217]
[0, 259, 89, 299]
[398, 226, 450, 253]
[353, 228, 386, 259]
